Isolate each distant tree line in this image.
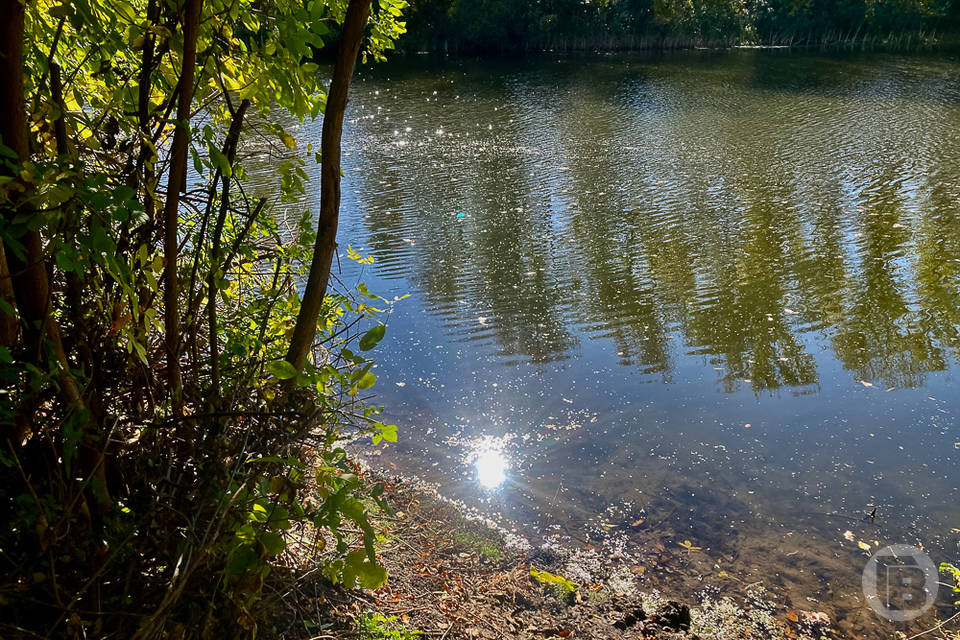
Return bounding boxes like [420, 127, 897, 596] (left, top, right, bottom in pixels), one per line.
[400, 0, 960, 53]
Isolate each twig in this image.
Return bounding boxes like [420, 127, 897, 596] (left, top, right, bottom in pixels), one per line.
[904, 610, 960, 640]
[439, 622, 454, 640]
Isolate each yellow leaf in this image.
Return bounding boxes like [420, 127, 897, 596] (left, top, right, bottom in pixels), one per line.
[281, 133, 296, 149]
[858, 541, 871, 551]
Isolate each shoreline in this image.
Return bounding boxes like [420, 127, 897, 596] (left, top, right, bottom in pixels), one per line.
[388, 32, 954, 58]
[279, 471, 843, 640]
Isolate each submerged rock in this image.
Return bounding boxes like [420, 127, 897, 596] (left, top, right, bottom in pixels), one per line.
[656, 601, 692, 631]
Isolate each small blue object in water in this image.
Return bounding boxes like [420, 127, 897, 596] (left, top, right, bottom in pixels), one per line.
[456, 212, 465, 219]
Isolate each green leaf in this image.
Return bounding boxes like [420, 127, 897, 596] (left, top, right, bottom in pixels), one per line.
[89, 192, 110, 210]
[91, 225, 113, 254]
[377, 424, 397, 443]
[343, 548, 387, 590]
[113, 185, 135, 202]
[357, 371, 376, 390]
[359, 325, 385, 351]
[226, 544, 259, 575]
[0, 298, 15, 317]
[356, 561, 388, 589]
[266, 360, 298, 379]
[261, 532, 286, 557]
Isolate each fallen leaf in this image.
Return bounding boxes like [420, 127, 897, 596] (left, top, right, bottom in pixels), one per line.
[630, 519, 645, 527]
[678, 540, 702, 551]
[843, 530, 856, 542]
[786, 609, 799, 623]
[858, 541, 871, 551]
[800, 611, 831, 625]
[860, 380, 873, 387]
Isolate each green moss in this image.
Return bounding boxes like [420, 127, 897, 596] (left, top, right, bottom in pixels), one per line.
[446, 529, 505, 563]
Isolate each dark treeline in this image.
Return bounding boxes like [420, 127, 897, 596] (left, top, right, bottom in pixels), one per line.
[400, 0, 960, 53]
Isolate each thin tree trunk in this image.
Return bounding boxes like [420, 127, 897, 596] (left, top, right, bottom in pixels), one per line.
[162, 0, 203, 415]
[0, 240, 16, 351]
[0, 0, 111, 513]
[0, 0, 41, 448]
[208, 98, 249, 398]
[136, 0, 158, 220]
[0, 0, 27, 353]
[285, 0, 371, 371]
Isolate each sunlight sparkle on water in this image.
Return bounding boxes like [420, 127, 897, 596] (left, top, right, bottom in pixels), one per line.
[474, 448, 508, 489]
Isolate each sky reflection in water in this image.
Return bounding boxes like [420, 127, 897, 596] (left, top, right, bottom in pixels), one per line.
[247, 50, 960, 636]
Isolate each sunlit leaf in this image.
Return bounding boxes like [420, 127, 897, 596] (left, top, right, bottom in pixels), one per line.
[266, 360, 298, 379]
[359, 325, 385, 351]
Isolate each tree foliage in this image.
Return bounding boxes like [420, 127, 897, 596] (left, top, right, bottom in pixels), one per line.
[401, 0, 958, 53]
[0, 0, 406, 637]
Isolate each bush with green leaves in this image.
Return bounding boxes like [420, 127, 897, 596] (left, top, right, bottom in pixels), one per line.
[0, 0, 407, 637]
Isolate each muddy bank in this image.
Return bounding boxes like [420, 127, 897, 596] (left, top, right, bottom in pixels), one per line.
[278, 478, 843, 640]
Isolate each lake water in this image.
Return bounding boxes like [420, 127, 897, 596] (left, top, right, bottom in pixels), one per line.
[266, 50, 960, 635]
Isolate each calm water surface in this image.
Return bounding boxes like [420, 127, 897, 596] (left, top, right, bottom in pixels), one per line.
[264, 51, 960, 634]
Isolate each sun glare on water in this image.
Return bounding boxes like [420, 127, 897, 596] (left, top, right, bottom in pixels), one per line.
[474, 448, 508, 489]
